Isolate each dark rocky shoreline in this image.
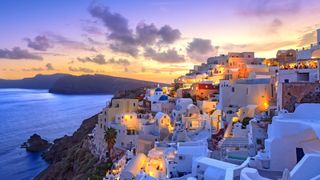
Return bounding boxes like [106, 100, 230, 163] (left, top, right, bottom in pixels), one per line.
[35, 114, 105, 180]
[21, 134, 52, 152]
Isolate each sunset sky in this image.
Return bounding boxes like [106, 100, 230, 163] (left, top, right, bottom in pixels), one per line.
[1, 0, 320, 83]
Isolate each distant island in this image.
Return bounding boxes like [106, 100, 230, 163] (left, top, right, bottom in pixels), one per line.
[0, 74, 167, 94]
[0, 74, 68, 89]
[49, 74, 167, 94]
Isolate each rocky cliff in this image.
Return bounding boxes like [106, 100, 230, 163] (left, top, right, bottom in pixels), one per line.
[35, 114, 107, 180]
[21, 134, 51, 152]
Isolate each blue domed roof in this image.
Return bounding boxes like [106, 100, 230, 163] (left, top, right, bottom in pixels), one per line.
[155, 87, 162, 92]
[159, 95, 168, 101]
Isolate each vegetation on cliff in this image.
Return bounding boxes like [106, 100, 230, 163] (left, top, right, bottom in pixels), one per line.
[35, 114, 109, 180]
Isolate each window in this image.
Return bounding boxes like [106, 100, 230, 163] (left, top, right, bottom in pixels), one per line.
[296, 148, 305, 163]
[256, 139, 262, 145]
[297, 73, 309, 82]
[232, 87, 235, 92]
[133, 103, 136, 107]
[127, 129, 136, 135]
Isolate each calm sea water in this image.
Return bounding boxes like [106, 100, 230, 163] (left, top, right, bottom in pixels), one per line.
[0, 89, 112, 180]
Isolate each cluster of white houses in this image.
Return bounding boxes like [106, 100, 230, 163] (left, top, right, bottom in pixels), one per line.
[89, 29, 320, 180]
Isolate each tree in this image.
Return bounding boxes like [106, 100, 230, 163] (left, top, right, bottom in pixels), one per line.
[104, 127, 117, 160]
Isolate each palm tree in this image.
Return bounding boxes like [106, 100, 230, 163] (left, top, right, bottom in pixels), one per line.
[104, 127, 117, 160]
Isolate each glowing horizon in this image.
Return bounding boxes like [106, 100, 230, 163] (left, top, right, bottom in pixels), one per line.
[1, 0, 320, 83]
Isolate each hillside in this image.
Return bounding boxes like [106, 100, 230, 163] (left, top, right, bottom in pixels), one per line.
[49, 74, 167, 94]
[0, 74, 167, 94]
[0, 74, 68, 89]
[35, 114, 104, 180]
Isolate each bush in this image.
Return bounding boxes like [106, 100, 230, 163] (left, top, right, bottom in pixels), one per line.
[241, 117, 251, 129]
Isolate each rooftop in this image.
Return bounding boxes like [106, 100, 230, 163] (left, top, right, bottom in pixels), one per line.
[195, 156, 237, 169]
[236, 78, 270, 85]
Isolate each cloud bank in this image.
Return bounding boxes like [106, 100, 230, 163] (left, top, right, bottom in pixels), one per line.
[0, 47, 43, 60]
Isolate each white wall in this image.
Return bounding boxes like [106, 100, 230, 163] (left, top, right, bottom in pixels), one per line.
[278, 69, 318, 83]
[261, 120, 320, 171]
[290, 154, 320, 180]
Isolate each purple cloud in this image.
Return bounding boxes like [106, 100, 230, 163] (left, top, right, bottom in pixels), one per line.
[0, 47, 43, 60]
[238, 0, 301, 16]
[88, 3, 182, 57]
[144, 48, 185, 63]
[25, 35, 52, 51]
[69, 66, 94, 73]
[158, 25, 181, 44]
[77, 54, 130, 66]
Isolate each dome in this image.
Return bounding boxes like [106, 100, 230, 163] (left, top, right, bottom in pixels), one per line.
[155, 87, 163, 92]
[155, 112, 164, 120]
[187, 104, 200, 115]
[159, 95, 168, 101]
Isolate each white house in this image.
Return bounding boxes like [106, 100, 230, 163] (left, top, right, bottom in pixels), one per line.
[249, 104, 320, 173]
[183, 104, 202, 130]
[174, 141, 209, 175]
[155, 112, 174, 141]
[110, 113, 140, 150]
[175, 98, 194, 112]
[120, 153, 147, 180]
[171, 98, 194, 122]
[192, 156, 237, 180]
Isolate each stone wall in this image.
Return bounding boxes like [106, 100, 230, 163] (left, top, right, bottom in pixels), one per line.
[282, 82, 320, 112]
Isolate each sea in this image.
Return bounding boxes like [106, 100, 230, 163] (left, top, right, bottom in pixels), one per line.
[0, 89, 112, 180]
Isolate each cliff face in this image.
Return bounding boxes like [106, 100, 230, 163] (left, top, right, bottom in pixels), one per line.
[35, 114, 103, 180]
